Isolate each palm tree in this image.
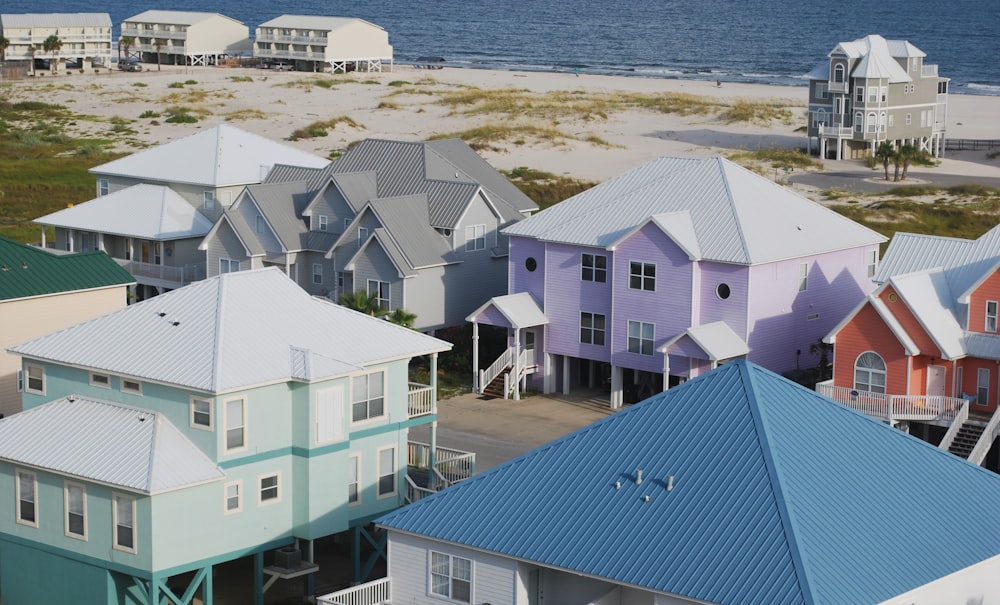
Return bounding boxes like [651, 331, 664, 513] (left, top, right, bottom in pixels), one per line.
[119, 36, 135, 64]
[338, 290, 387, 317]
[0, 36, 9, 64]
[898, 143, 918, 181]
[386, 308, 417, 329]
[27, 44, 37, 76]
[42, 34, 62, 73]
[153, 38, 164, 71]
[873, 141, 894, 181]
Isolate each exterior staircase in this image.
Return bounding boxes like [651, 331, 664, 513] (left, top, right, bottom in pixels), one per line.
[948, 419, 987, 459]
[481, 369, 511, 399]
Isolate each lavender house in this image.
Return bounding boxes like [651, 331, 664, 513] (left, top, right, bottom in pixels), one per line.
[468, 156, 885, 407]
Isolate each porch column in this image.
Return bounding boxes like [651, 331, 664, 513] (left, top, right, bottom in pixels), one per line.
[471, 322, 480, 393]
[40, 227, 46, 248]
[303, 540, 314, 597]
[662, 353, 670, 391]
[512, 328, 521, 401]
[562, 356, 571, 395]
[429, 420, 438, 482]
[429, 352, 438, 474]
[610, 365, 623, 409]
[97, 233, 105, 252]
[254, 551, 264, 605]
[68, 229, 75, 252]
[543, 353, 553, 394]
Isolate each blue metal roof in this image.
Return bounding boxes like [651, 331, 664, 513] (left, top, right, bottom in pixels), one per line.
[378, 360, 1000, 604]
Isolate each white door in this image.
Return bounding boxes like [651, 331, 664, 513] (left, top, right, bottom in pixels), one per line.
[926, 365, 946, 397]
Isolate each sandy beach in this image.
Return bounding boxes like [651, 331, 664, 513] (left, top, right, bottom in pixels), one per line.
[6, 63, 1000, 182]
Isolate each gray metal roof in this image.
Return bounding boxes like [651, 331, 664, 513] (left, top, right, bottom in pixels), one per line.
[368, 195, 456, 269]
[0, 396, 223, 494]
[1, 13, 111, 28]
[346, 228, 418, 278]
[91, 125, 327, 188]
[124, 10, 240, 26]
[244, 181, 317, 252]
[504, 156, 884, 264]
[10, 268, 451, 393]
[808, 35, 926, 82]
[35, 184, 213, 241]
[257, 15, 385, 32]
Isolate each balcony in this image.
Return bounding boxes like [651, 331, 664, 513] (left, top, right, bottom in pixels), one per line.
[406, 441, 476, 500]
[407, 383, 435, 417]
[115, 259, 205, 289]
[318, 578, 389, 605]
[816, 380, 966, 426]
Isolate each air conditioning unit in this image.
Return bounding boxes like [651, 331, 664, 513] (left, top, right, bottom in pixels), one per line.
[275, 546, 301, 569]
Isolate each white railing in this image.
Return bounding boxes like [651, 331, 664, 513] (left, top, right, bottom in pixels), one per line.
[114, 259, 205, 286]
[922, 64, 939, 77]
[938, 399, 970, 452]
[404, 475, 435, 504]
[479, 348, 513, 394]
[407, 442, 476, 483]
[317, 577, 390, 605]
[968, 408, 1000, 466]
[407, 383, 435, 417]
[816, 381, 966, 426]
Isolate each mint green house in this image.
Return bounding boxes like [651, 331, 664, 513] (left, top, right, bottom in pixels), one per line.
[0, 267, 461, 604]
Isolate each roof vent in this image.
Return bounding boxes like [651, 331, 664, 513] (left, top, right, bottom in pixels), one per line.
[643, 495, 650, 503]
[172, 321, 181, 327]
[614, 481, 621, 490]
[21, 262, 27, 269]
[1, 264, 8, 271]
[667, 475, 675, 492]
[158, 312, 166, 317]
[635, 469, 643, 485]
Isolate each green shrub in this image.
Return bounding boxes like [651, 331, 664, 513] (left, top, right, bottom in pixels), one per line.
[165, 113, 198, 123]
[167, 82, 185, 88]
[139, 110, 161, 119]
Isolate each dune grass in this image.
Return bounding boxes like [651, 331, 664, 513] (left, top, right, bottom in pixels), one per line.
[830, 189, 1000, 241]
[503, 167, 597, 210]
[288, 116, 365, 140]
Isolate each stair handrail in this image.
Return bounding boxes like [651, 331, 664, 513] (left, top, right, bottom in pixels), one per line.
[404, 474, 435, 504]
[967, 407, 1000, 466]
[479, 347, 513, 394]
[938, 399, 969, 452]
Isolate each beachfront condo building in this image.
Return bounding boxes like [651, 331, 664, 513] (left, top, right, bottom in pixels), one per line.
[806, 34, 948, 161]
[0, 13, 113, 71]
[120, 10, 251, 67]
[254, 15, 393, 73]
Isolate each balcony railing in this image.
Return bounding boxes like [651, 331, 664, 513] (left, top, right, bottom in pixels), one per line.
[407, 383, 435, 417]
[407, 442, 475, 484]
[115, 259, 205, 287]
[317, 578, 390, 605]
[816, 380, 966, 426]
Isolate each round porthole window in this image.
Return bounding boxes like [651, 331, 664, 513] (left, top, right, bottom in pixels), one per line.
[717, 283, 731, 300]
[525, 257, 538, 272]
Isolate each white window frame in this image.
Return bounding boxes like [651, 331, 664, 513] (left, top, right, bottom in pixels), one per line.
[64, 481, 87, 540]
[987, 301, 998, 333]
[627, 321, 655, 356]
[16, 469, 38, 528]
[978, 368, 991, 407]
[376, 445, 397, 499]
[905, 112, 912, 126]
[351, 371, 386, 423]
[465, 224, 486, 252]
[220, 258, 240, 274]
[833, 64, 845, 83]
[203, 191, 216, 211]
[430, 551, 473, 603]
[367, 279, 390, 311]
[90, 372, 111, 389]
[121, 378, 142, 396]
[224, 480, 242, 514]
[797, 262, 809, 292]
[854, 351, 887, 394]
[581, 253, 607, 283]
[190, 397, 212, 430]
[867, 87, 878, 103]
[867, 249, 878, 279]
[25, 364, 45, 395]
[256, 215, 265, 233]
[16, 369, 23, 392]
[97, 178, 109, 197]
[317, 215, 328, 232]
[580, 312, 606, 346]
[348, 453, 361, 506]
[855, 86, 864, 103]
[224, 397, 247, 452]
[312, 263, 323, 285]
[814, 82, 828, 99]
[358, 227, 369, 245]
[112, 493, 136, 554]
[628, 261, 656, 291]
[258, 472, 281, 505]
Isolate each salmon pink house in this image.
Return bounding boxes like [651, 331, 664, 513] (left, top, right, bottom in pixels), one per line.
[468, 156, 885, 408]
[822, 226, 1000, 468]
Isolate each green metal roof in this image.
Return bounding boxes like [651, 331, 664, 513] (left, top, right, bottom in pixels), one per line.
[0, 237, 134, 302]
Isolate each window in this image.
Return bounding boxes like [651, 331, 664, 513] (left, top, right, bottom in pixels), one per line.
[717, 283, 731, 300]
[880, 87, 887, 102]
[358, 227, 369, 245]
[312, 263, 323, 285]
[90, 372, 111, 388]
[317, 215, 328, 232]
[225, 398, 246, 451]
[579, 312, 606, 346]
[833, 64, 845, 83]
[867, 249, 878, 278]
[867, 112, 877, 133]
[629, 261, 656, 291]
[259, 474, 280, 504]
[345, 218, 353, 230]
[987, 302, 998, 332]
[377, 446, 396, 497]
[121, 379, 142, 395]
[348, 454, 360, 505]
[465, 224, 486, 252]
[16, 470, 37, 527]
[431, 552, 472, 602]
[814, 82, 828, 99]
[25, 364, 44, 394]
[352, 371, 385, 422]
[191, 398, 212, 429]
[113, 493, 135, 553]
[855, 86, 864, 103]
[978, 369, 991, 407]
[203, 191, 216, 211]
[224, 481, 242, 513]
[525, 257, 537, 272]
[888, 114, 894, 128]
[256, 215, 265, 233]
[627, 321, 655, 356]
[16, 369, 23, 392]
[797, 263, 809, 292]
[220, 258, 240, 274]
[65, 482, 87, 539]
[337, 272, 345, 288]
[581, 253, 607, 283]
[868, 87, 877, 103]
[367, 280, 390, 311]
[855, 112, 864, 133]
[97, 178, 109, 197]
[905, 112, 912, 126]
[854, 352, 886, 394]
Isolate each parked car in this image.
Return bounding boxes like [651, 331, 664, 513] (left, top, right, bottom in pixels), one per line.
[118, 59, 143, 72]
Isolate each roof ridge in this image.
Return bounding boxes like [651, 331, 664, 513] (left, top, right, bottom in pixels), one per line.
[210, 275, 227, 393]
[714, 157, 753, 263]
[145, 410, 160, 492]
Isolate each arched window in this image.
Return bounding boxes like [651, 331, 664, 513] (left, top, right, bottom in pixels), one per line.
[833, 64, 845, 83]
[855, 352, 886, 393]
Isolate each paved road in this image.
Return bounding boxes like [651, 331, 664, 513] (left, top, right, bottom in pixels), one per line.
[789, 164, 1000, 194]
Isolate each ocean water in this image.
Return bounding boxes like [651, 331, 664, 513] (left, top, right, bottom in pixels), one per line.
[25, 0, 1000, 95]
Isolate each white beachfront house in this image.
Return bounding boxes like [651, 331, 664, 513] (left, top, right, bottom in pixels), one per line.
[0, 13, 113, 71]
[254, 15, 393, 73]
[120, 10, 251, 67]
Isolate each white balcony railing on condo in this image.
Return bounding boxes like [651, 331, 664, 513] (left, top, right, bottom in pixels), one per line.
[816, 380, 966, 426]
[407, 383, 435, 417]
[317, 578, 390, 605]
[114, 259, 205, 286]
[407, 441, 476, 484]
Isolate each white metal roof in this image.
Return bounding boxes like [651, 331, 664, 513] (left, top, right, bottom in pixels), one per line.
[660, 321, 749, 361]
[889, 269, 966, 360]
[90, 125, 328, 188]
[123, 10, 236, 26]
[0, 13, 111, 28]
[0, 396, 223, 494]
[467, 292, 549, 329]
[257, 15, 385, 32]
[10, 268, 451, 393]
[34, 184, 213, 240]
[503, 156, 885, 265]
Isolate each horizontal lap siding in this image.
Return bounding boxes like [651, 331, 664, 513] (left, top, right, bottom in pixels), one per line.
[611, 224, 692, 372]
[444, 252, 509, 329]
[832, 303, 910, 395]
[510, 237, 545, 299]
[697, 261, 749, 338]
[315, 187, 357, 236]
[546, 243, 613, 362]
[388, 532, 517, 605]
[205, 222, 251, 277]
[351, 245, 404, 309]
[968, 270, 1000, 335]
[748, 247, 877, 374]
[403, 266, 448, 330]
[876, 286, 940, 356]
